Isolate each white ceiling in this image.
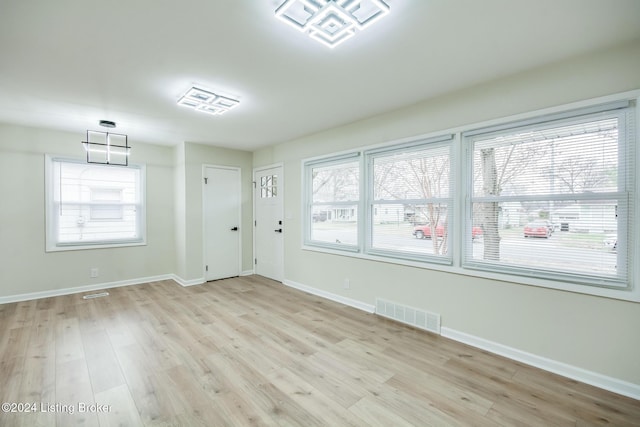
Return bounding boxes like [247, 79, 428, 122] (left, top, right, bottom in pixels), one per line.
[1, 0, 639, 151]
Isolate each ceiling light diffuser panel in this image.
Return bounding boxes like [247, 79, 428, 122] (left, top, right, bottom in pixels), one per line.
[276, 0, 390, 48]
[177, 87, 240, 116]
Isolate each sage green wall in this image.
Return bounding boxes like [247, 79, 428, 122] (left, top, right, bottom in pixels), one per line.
[175, 142, 254, 282]
[173, 142, 188, 279]
[0, 123, 176, 296]
[253, 40, 640, 385]
[0, 128, 253, 294]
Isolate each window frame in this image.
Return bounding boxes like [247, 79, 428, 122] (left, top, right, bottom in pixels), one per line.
[303, 152, 362, 253]
[462, 103, 633, 289]
[365, 135, 454, 264]
[45, 155, 147, 252]
[301, 92, 639, 302]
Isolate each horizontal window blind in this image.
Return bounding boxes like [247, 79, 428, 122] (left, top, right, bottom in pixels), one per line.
[306, 158, 360, 249]
[368, 142, 453, 263]
[302, 98, 636, 294]
[464, 107, 634, 288]
[46, 157, 145, 250]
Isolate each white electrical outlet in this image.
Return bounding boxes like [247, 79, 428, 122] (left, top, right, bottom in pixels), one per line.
[90, 268, 99, 278]
[343, 278, 350, 289]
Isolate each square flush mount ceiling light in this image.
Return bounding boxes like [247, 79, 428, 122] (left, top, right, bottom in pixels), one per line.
[275, 0, 390, 48]
[177, 87, 240, 116]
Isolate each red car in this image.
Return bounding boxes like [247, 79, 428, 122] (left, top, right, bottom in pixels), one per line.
[412, 224, 483, 239]
[524, 221, 551, 238]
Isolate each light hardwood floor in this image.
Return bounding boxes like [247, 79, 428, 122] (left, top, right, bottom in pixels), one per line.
[0, 275, 638, 426]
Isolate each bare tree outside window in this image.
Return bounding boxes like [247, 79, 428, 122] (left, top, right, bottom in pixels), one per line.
[373, 148, 450, 255]
[469, 116, 623, 280]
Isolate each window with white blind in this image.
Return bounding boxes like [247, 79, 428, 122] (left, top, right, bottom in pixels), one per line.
[463, 103, 635, 288]
[305, 154, 360, 250]
[46, 156, 145, 251]
[367, 136, 453, 263]
[302, 97, 637, 296]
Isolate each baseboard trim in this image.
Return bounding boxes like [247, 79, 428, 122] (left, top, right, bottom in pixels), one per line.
[282, 279, 375, 313]
[441, 327, 640, 401]
[174, 272, 253, 286]
[172, 275, 206, 287]
[0, 274, 176, 305]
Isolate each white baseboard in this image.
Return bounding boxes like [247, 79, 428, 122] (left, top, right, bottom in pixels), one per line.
[441, 327, 640, 401]
[0, 274, 176, 305]
[174, 272, 253, 286]
[282, 279, 375, 313]
[172, 275, 206, 287]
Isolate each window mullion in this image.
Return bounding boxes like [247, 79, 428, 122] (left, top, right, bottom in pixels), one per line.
[471, 192, 626, 204]
[360, 153, 370, 253]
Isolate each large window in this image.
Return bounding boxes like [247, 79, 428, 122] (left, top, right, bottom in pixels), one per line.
[302, 98, 637, 295]
[463, 105, 634, 287]
[46, 157, 145, 251]
[368, 137, 453, 263]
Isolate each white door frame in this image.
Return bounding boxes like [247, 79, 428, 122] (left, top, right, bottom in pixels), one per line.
[202, 164, 242, 280]
[253, 163, 284, 280]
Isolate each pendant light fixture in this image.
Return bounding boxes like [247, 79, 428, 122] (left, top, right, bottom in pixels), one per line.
[81, 120, 130, 166]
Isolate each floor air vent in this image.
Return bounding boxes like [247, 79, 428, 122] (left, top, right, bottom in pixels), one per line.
[375, 298, 441, 334]
[82, 292, 110, 300]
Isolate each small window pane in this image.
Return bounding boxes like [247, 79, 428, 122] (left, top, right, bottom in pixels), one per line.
[372, 203, 450, 256]
[374, 146, 450, 200]
[307, 159, 360, 248]
[310, 205, 358, 245]
[469, 200, 618, 276]
[473, 118, 619, 198]
[312, 162, 359, 203]
[260, 174, 278, 198]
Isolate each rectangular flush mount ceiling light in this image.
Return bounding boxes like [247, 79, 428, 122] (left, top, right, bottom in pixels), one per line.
[177, 87, 240, 115]
[275, 0, 390, 48]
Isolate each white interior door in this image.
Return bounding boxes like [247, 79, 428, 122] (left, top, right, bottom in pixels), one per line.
[204, 166, 241, 281]
[254, 165, 284, 281]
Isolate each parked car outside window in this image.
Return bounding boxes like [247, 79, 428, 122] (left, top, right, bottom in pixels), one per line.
[413, 224, 483, 239]
[524, 221, 551, 238]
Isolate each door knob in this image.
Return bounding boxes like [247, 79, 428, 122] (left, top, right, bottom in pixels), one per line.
[230, 226, 238, 231]
[274, 228, 282, 233]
